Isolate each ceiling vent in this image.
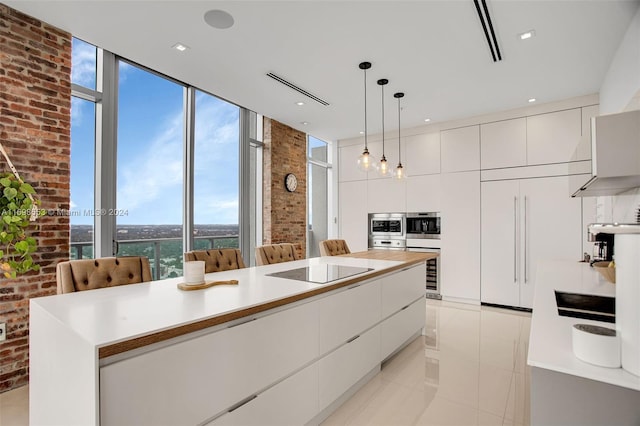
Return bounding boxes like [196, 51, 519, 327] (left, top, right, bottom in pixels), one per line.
[473, 0, 502, 62]
[266, 72, 330, 106]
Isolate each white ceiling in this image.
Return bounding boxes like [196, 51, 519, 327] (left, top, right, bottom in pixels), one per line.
[6, 0, 639, 142]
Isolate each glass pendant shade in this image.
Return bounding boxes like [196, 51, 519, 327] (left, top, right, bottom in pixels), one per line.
[393, 92, 406, 180]
[357, 147, 372, 172]
[357, 61, 372, 172]
[378, 78, 391, 177]
[379, 155, 391, 177]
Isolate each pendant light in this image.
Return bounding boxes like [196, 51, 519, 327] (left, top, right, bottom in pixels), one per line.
[357, 62, 372, 172]
[377, 78, 391, 177]
[393, 92, 406, 180]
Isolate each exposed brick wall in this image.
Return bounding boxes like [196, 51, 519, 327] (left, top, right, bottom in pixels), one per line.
[0, 5, 71, 392]
[262, 118, 307, 259]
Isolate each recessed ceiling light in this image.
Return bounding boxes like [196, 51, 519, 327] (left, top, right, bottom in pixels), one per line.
[296, 102, 305, 106]
[528, 98, 537, 103]
[172, 43, 189, 52]
[359, 131, 365, 135]
[424, 118, 431, 122]
[519, 30, 536, 40]
[204, 9, 235, 29]
[301, 121, 309, 125]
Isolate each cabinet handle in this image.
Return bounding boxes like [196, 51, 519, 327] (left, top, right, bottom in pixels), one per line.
[348, 284, 361, 290]
[401, 304, 410, 311]
[524, 196, 528, 283]
[514, 196, 518, 283]
[347, 334, 360, 344]
[227, 317, 256, 329]
[228, 395, 258, 413]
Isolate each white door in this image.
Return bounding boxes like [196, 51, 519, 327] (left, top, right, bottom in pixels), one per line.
[519, 175, 582, 308]
[480, 180, 520, 307]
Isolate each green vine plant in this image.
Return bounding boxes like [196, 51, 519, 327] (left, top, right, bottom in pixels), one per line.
[0, 173, 45, 279]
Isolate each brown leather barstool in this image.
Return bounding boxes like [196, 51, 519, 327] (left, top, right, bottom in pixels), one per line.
[56, 256, 152, 294]
[318, 239, 351, 256]
[255, 243, 300, 266]
[184, 248, 246, 273]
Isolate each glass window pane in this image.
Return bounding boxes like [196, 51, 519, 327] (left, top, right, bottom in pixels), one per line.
[193, 91, 240, 252]
[71, 38, 97, 90]
[116, 62, 184, 280]
[308, 135, 328, 162]
[70, 97, 95, 259]
[308, 163, 328, 258]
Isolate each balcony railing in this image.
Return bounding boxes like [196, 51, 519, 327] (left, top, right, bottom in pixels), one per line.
[70, 235, 239, 281]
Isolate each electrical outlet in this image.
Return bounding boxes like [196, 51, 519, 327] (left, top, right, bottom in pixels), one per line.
[0, 322, 5, 342]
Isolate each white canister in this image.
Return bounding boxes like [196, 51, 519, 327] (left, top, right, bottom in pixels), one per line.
[572, 323, 620, 368]
[615, 233, 640, 376]
[183, 260, 205, 285]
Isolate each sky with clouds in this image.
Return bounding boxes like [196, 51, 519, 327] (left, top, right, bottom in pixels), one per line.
[70, 39, 240, 226]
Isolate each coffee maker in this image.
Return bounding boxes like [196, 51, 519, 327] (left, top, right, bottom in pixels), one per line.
[589, 232, 615, 264]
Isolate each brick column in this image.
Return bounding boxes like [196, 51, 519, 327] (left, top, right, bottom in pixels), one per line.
[0, 4, 71, 392]
[262, 118, 307, 259]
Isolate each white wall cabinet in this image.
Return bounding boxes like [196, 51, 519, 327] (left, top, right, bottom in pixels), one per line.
[480, 118, 527, 169]
[577, 105, 599, 161]
[406, 174, 441, 212]
[440, 171, 481, 302]
[339, 144, 366, 183]
[405, 132, 440, 175]
[481, 175, 584, 308]
[526, 109, 582, 165]
[367, 178, 406, 213]
[339, 180, 368, 252]
[441, 125, 480, 173]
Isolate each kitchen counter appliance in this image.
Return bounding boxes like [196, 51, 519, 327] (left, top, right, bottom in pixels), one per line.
[406, 212, 441, 239]
[368, 213, 406, 250]
[406, 212, 441, 299]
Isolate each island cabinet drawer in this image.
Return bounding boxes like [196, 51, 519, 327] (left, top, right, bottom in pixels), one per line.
[206, 362, 318, 426]
[381, 263, 426, 318]
[318, 279, 381, 354]
[318, 324, 381, 411]
[380, 298, 424, 361]
[100, 301, 319, 426]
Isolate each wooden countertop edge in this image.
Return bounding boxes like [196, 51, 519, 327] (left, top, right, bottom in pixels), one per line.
[98, 253, 434, 359]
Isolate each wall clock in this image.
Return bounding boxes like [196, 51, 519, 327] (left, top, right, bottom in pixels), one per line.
[284, 173, 298, 192]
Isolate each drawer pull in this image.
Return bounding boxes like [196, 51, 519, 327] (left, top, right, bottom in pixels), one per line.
[346, 334, 360, 344]
[227, 317, 257, 329]
[228, 395, 258, 413]
[348, 284, 361, 290]
[401, 304, 410, 311]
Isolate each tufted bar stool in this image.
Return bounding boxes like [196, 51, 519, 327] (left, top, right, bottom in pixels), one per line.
[184, 248, 246, 273]
[56, 256, 153, 294]
[319, 239, 351, 256]
[255, 243, 300, 266]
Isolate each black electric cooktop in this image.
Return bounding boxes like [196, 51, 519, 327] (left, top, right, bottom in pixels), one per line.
[266, 264, 373, 284]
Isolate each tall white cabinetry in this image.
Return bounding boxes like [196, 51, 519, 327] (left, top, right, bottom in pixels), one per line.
[481, 175, 585, 308]
[441, 171, 481, 302]
[339, 180, 368, 252]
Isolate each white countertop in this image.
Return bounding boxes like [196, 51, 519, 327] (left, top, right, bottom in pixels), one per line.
[528, 259, 640, 391]
[31, 256, 402, 351]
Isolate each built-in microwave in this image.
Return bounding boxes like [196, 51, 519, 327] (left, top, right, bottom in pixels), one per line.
[406, 212, 441, 239]
[369, 213, 405, 237]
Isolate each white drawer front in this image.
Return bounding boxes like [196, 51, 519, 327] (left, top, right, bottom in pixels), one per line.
[207, 362, 318, 426]
[318, 279, 381, 354]
[318, 325, 381, 411]
[100, 301, 319, 426]
[380, 298, 424, 361]
[381, 264, 426, 318]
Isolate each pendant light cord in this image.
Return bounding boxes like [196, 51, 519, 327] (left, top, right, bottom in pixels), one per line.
[364, 67, 368, 150]
[397, 97, 401, 163]
[381, 84, 385, 157]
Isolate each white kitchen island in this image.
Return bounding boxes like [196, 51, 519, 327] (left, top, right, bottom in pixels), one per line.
[528, 260, 640, 425]
[29, 251, 432, 426]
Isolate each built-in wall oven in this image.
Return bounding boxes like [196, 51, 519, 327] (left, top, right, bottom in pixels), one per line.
[368, 213, 406, 250]
[406, 212, 441, 299]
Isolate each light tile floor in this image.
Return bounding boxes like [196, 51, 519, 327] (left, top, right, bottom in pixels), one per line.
[0, 299, 531, 426]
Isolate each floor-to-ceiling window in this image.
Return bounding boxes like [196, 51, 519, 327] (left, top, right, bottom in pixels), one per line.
[193, 90, 240, 252]
[68, 38, 260, 278]
[70, 38, 98, 259]
[308, 136, 331, 258]
[115, 61, 185, 279]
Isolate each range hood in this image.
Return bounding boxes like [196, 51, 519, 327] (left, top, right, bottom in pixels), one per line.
[572, 110, 640, 197]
